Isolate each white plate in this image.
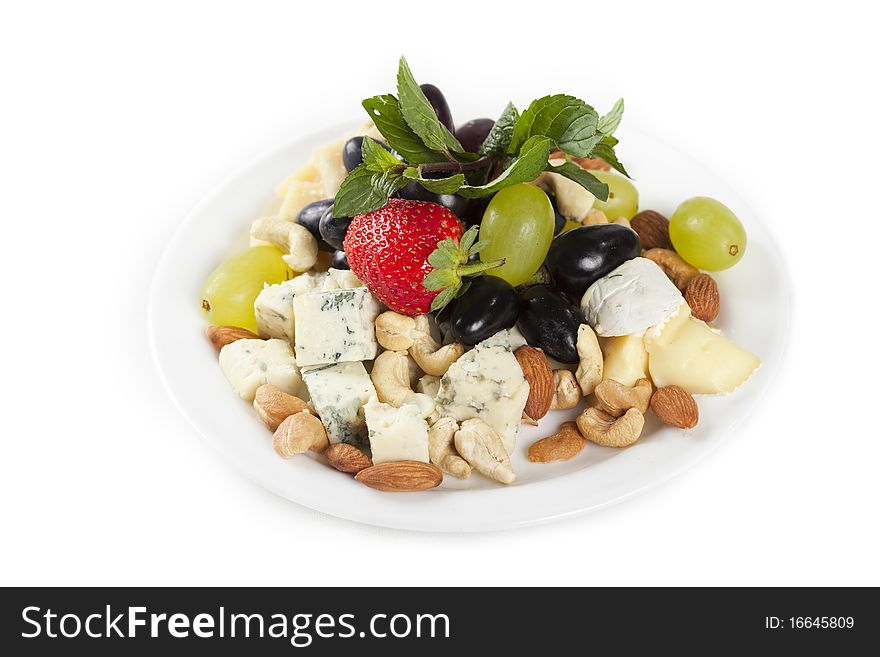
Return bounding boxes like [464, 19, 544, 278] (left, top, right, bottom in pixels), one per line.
[148, 122, 791, 532]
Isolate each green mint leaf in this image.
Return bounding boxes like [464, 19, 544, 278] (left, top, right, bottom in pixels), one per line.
[402, 167, 465, 194]
[396, 57, 464, 157]
[361, 136, 401, 173]
[479, 102, 519, 155]
[510, 95, 600, 157]
[547, 161, 609, 201]
[458, 136, 552, 199]
[597, 98, 624, 136]
[333, 165, 407, 217]
[362, 95, 442, 164]
[590, 136, 630, 177]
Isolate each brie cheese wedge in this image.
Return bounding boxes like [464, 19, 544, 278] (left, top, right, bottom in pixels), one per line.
[581, 257, 683, 337]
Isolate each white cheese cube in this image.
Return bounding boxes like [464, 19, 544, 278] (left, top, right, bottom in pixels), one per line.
[364, 397, 430, 464]
[218, 339, 305, 402]
[581, 257, 683, 337]
[322, 268, 365, 290]
[292, 288, 381, 366]
[301, 361, 376, 445]
[434, 330, 529, 454]
[254, 283, 296, 343]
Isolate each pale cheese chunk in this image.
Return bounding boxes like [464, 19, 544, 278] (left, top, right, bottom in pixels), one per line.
[218, 339, 305, 402]
[581, 257, 683, 337]
[364, 397, 430, 464]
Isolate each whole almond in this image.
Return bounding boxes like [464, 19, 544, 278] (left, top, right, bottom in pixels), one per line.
[254, 384, 311, 431]
[355, 461, 443, 492]
[643, 248, 700, 291]
[650, 386, 699, 429]
[514, 346, 554, 421]
[685, 274, 721, 322]
[631, 210, 673, 250]
[528, 422, 587, 463]
[206, 325, 261, 350]
[326, 443, 373, 474]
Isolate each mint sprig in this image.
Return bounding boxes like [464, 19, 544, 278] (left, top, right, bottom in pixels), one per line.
[333, 55, 629, 217]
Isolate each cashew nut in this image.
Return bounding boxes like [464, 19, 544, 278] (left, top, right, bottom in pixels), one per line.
[250, 216, 318, 273]
[582, 209, 609, 225]
[428, 417, 471, 479]
[409, 315, 465, 376]
[575, 406, 644, 448]
[528, 422, 587, 463]
[643, 248, 700, 291]
[369, 350, 435, 418]
[549, 370, 580, 410]
[612, 216, 632, 229]
[594, 378, 653, 417]
[454, 418, 515, 484]
[272, 410, 329, 457]
[375, 311, 416, 351]
[575, 324, 603, 396]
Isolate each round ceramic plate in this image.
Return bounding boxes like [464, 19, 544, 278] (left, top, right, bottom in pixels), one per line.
[148, 122, 790, 532]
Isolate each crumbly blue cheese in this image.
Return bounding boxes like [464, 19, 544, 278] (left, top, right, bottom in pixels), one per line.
[301, 361, 376, 445]
[434, 330, 529, 454]
[292, 288, 381, 366]
[254, 283, 297, 342]
[364, 397, 430, 464]
[218, 338, 305, 402]
[254, 271, 333, 343]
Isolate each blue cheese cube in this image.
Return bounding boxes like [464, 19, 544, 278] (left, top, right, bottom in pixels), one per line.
[254, 283, 297, 343]
[301, 361, 376, 445]
[364, 397, 430, 464]
[292, 288, 381, 366]
[434, 330, 529, 454]
[218, 338, 305, 402]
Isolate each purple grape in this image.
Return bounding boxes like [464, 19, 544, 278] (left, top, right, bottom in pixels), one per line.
[455, 118, 495, 153]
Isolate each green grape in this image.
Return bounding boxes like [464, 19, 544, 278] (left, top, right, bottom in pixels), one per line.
[669, 197, 747, 271]
[479, 184, 555, 286]
[201, 246, 292, 332]
[590, 170, 639, 220]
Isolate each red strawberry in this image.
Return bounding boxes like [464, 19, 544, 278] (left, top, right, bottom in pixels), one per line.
[344, 199, 502, 316]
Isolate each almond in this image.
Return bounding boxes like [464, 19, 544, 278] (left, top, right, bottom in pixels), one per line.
[643, 248, 700, 291]
[206, 325, 261, 350]
[631, 210, 673, 251]
[514, 346, 554, 421]
[326, 443, 372, 474]
[685, 274, 720, 322]
[254, 384, 311, 431]
[650, 386, 699, 429]
[354, 461, 443, 492]
[528, 422, 587, 463]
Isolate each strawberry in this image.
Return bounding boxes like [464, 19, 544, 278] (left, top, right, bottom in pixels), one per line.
[344, 199, 503, 316]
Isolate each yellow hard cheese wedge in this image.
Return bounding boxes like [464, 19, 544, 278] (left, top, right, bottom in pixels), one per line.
[644, 302, 760, 394]
[599, 335, 649, 387]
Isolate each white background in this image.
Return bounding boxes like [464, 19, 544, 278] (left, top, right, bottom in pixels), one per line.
[1, 0, 877, 586]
